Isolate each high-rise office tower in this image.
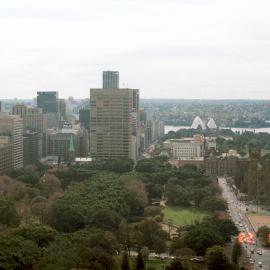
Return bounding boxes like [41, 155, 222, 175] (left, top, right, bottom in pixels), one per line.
[90, 73, 139, 160]
[37, 91, 58, 113]
[0, 114, 23, 169]
[12, 104, 28, 118]
[103, 71, 119, 89]
[0, 136, 13, 173]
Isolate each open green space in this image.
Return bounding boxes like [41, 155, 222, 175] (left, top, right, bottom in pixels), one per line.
[246, 211, 265, 216]
[162, 206, 209, 226]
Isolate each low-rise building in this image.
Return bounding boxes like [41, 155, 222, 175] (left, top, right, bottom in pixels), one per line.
[46, 125, 88, 162]
[164, 135, 204, 160]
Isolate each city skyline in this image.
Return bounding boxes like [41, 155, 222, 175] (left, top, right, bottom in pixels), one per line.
[1, 0, 270, 100]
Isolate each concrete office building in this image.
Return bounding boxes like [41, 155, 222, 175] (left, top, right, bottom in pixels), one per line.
[13, 107, 48, 158]
[0, 136, 13, 173]
[103, 71, 119, 89]
[164, 135, 204, 160]
[23, 108, 48, 134]
[0, 114, 23, 169]
[12, 104, 28, 118]
[90, 86, 139, 161]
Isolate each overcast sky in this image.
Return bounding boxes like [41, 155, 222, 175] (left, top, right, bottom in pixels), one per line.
[1, 0, 270, 99]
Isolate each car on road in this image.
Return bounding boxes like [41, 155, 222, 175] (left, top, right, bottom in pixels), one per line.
[258, 261, 262, 267]
[257, 249, 262, 255]
[190, 257, 204, 262]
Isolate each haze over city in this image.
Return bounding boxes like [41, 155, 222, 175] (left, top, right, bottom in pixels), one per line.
[1, 0, 270, 99]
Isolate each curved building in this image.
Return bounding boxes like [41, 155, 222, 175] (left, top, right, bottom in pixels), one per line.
[207, 118, 217, 129]
[191, 116, 206, 130]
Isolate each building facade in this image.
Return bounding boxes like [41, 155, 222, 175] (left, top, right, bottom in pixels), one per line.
[45, 126, 88, 162]
[37, 91, 58, 113]
[23, 130, 42, 165]
[164, 135, 204, 160]
[90, 88, 139, 161]
[103, 71, 119, 89]
[0, 136, 13, 173]
[0, 114, 23, 169]
[12, 104, 28, 118]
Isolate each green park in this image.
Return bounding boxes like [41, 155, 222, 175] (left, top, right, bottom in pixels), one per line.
[163, 206, 209, 227]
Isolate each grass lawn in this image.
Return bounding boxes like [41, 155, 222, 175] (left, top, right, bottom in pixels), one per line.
[246, 211, 265, 216]
[162, 206, 209, 226]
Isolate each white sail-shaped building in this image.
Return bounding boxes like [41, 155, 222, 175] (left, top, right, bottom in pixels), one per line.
[191, 116, 206, 130]
[207, 118, 217, 129]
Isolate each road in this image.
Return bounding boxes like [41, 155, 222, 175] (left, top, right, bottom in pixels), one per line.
[218, 177, 270, 270]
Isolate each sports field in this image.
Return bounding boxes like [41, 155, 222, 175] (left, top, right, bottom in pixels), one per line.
[162, 206, 209, 226]
[247, 213, 270, 232]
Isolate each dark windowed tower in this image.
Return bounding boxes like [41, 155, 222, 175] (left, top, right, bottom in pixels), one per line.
[37, 91, 58, 113]
[102, 71, 119, 89]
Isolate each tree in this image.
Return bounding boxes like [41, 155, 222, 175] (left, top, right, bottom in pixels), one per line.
[38, 174, 62, 197]
[203, 217, 238, 242]
[257, 225, 270, 247]
[104, 159, 134, 173]
[31, 196, 48, 222]
[131, 218, 167, 250]
[232, 240, 242, 265]
[153, 237, 167, 255]
[124, 177, 148, 216]
[141, 247, 149, 260]
[169, 238, 186, 255]
[201, 197, 227, 212]
[165, 184, 190, 206]
[166, 259, 183, 270]
[136, 252, 145, 270]
[205, 246, 231, 270]
[144, 206, 163, 217]
[121, 252, 130, 270]
[191, 188, 210, 207]
[47, 199, 85, 232]
[80, 247, 115, 270]
[0, 196, 19, 226]
[118, 218, 128, 248]
[184, 225, 224, 255]
[14, 223, 57, 247]
[0, 236, 40, 270]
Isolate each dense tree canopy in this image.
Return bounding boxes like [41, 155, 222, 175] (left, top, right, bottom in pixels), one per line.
[47, 173, 148, 232]
[205, 246, 231, 270]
